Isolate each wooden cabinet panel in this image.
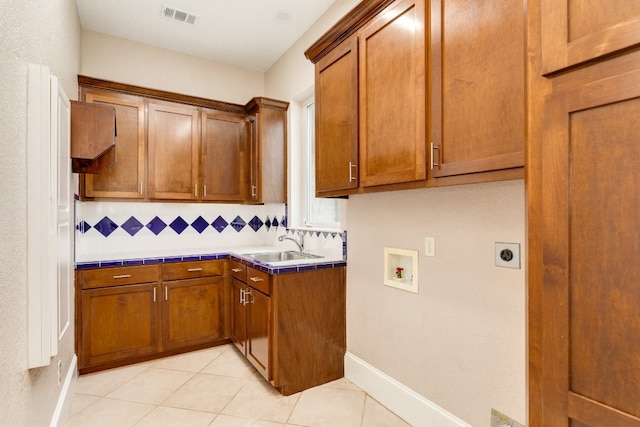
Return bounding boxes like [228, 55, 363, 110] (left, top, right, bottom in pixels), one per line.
[77, 264, 160, 289]
[246, 267, 270, 295]
[201, 110, 247, 202]
[315, 35, 359, 196]
[162, 277, 225, 350]
[538, 58, 640, 426]
[246, 287, 270, 380]
[80, 283, 159, 368]
[246, 98, 288, 204]
[148, 102, 200, 200]
[231, 269, 271, 380]
[541, 0, 640, 74]
[229, 260, 247, 282]
[431, 0, 524, 178]
[230, 278, 248, 353]
[271, 267, 346, 396]
[83, 90, 146, 198]
[162, 260, 224, 281]
[358, 0, 426, 187]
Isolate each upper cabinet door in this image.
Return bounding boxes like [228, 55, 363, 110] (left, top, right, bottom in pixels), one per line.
[315, 35, 359, 196]
[201, 110, 247, 202]
[148, 102, 200, 200]
[83, 90, 146, 199]
[541, 0, 640, 74]
[430, 0, 525, 178]
[358, 0, 427, 188]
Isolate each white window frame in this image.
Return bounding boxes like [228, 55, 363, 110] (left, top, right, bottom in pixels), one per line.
[302, 98, 342, 229]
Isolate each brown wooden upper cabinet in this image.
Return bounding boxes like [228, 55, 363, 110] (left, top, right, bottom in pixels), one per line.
[359, 0, 427, 188]
[430, 0, 525, 178]
[541, 0, 640, 75]
[201, 109, 248, 202]
[80, 88, 146, 199]
[246, 98, 289, 204]
[76, 77, 287, 204]
[314, 35, 359, 196]
[306, 0, 524, 196]
[148, 102, 200, 201]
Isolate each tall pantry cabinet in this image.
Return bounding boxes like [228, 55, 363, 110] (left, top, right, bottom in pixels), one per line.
[528, 1, 640, 426]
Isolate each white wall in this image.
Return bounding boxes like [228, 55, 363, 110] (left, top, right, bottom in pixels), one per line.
[0, 0, 81, 425]
[265, 1, 526, 425]
[81, 30, 264, 105]
[346, 182, 525, 426]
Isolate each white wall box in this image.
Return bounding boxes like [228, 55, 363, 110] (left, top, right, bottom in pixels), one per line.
[27, 64, 73, 368]
[383, 247, 419, 293]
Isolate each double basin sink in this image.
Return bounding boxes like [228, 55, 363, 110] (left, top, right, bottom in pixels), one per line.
[243, 250, 324, 264]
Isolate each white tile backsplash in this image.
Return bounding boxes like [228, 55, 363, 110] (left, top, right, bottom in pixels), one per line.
[75, 201, 346, 263]
[75, 201, 287, 262]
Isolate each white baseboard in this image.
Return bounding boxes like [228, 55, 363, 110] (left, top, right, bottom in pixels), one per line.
[344, 352, 471, 427]
[50, 354, 78, 427]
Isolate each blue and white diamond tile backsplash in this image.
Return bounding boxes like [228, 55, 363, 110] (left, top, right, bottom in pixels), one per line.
[75, 201, 287, 261]
[75, 201, 345, 264]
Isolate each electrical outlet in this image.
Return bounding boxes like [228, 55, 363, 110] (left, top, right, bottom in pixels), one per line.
[495, 242, 520, 269]
[57, 360, 62, 386]
[424, 236, 435, 257]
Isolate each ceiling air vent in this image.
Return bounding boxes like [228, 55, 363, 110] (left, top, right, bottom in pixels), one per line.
[161, 5, 197, 25]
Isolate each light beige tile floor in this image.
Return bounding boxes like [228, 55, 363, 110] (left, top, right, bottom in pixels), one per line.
[67, 344, 411, 427]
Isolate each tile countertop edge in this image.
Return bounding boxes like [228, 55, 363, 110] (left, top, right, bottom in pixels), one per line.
[75, 250, 347, 275]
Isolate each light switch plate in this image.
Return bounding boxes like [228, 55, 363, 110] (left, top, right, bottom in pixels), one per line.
[495, 242, 520, 269]
[424, 236, 435, 257]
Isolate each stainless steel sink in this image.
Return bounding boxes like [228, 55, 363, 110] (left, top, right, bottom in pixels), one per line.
[243, 251, 324, 263]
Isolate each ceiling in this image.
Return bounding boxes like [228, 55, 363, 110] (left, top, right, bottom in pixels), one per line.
[75, 0, 337, 72]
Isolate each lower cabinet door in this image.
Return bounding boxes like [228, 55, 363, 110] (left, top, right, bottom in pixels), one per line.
[80, 283, 160, 368]
[162, 277, 225, 350]
[230, 278, 248, 354]
[247, 288, 271, 380]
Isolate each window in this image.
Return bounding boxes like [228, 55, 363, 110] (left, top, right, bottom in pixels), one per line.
[302, 99, 341, 229]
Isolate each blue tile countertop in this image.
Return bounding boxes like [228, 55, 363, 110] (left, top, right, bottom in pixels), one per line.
[75, 247, 346, 275]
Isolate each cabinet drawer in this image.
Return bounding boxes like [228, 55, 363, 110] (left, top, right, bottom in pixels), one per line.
[230, 260, 247, 282]
[247, 267, 271, 295]
[162, 260, 225, 281]
[77, 265, 160, 289]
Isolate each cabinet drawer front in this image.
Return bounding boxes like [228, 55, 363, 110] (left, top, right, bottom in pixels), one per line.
[247, 267, 270, 295]
[229, 260, 247, 282]
[78, 265, 159, 289]
[162, 260, 225, 280]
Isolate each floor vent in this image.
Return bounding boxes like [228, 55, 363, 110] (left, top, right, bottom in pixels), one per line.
[161, 5, 197, 25]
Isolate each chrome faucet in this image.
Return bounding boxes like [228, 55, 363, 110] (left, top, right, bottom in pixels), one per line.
[278, 231, 304, 254]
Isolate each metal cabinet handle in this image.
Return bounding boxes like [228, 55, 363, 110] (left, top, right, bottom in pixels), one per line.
[251, 185, 257, 198]
[349, 162, 358, 182]
[231, 268, 243, 273]
[113, 274, 131, 279]
[240, 288, 245, 304]
[164, 286, 168, 301]
[249, 276, 264, 282]
[153, 287, 156, 302]
[245, 288, 254, 304]
[430, 142, 440, 169]
[188, 268, 203, 272]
